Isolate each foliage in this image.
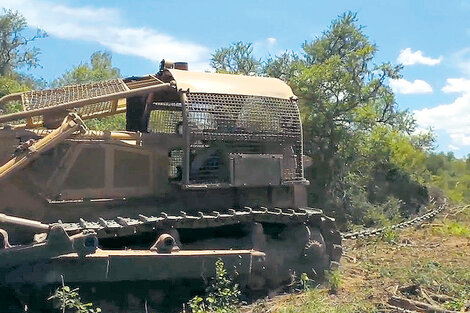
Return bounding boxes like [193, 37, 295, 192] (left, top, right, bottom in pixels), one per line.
[326, 268, 342, 294]
[53, 51, 120, 87]
[379, 227, 399, 244]
[425, 152, 470, 203]
[85, 114, 126, 131]
[362, 197, 403, 228]
[188, 259, 241, 313]
[263, 51, 302, 82]
[433, 221, 470, 238]
[48, 285, 101, 313]
[0, 9, 46, 76]
[299, 272, 313, 292]
[210, 42, 261, 75]
[294, 12, 434, 224]
[0, 75, 28, 114]
[52, 51, 125, 130]
[0, 10, 46, 114]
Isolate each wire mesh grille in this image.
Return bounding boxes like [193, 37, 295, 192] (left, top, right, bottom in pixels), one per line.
[185, 94, 301, 142]
[19, 79, 128, 125]
[22, 79, 127, 111]
[169, 149, 183, 179]
[185, 93, 303, 182]
[148, 106, 182, 134]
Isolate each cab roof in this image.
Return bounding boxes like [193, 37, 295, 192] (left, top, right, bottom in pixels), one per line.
[166, 69, 295, 100]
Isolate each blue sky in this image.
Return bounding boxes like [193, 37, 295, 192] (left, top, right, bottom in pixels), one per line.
[2, 0, 470, 157]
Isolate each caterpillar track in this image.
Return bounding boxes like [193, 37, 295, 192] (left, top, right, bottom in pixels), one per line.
[0, 206, 342, 312]
[341, 202, 447, 240]
[63, 206, 342, 281]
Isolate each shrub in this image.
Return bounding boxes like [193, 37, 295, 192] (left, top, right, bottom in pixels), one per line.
[380, 227, 399, 244]
[326, 268, 342, 294]
[48, 285, 101, 313]
[188, 259, 241, 313]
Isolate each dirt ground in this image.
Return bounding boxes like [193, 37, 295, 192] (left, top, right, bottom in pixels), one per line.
[243, 205, 470, 313]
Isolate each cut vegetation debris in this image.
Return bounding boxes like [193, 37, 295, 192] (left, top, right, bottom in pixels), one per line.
[242, 205, 470, 313]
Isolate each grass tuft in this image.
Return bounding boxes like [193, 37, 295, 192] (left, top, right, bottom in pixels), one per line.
[433, 221, 470, 237]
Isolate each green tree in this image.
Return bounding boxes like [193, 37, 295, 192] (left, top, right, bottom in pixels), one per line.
[210, 41, 261, 75]
[426, 152, 470, 203]
[0, 10, 46, 113]
[0, 10, 46, 76]
[263, 51, 301, 82]
[211, 13, 439, 224]
[210, 13, 435, 224]
[53, 51, 124, 130]
[53, 51, 120, 87]
[294, 12, 418, 221]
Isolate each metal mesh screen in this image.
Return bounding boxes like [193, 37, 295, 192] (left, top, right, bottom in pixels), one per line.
[185, 93, 303, 182]
[19, 79, 128, 125]
[186, 94, 300, 140]
[169, 149, 183, 179]
[22, 79, 127, 111]
[148, 105, 182, 134]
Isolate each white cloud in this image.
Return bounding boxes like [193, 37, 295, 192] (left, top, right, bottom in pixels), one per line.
[450, 133, 470, 146]
[414, 78, 470, 148]
[448, 144, 460, 151]
[442, 78, 470, 94]
[389, 78, 433, 94]
[0, 0, 209, 65]
[266, 37, 277, 46]
[454, 48, 470, 75]
[397, 48, 442, 66]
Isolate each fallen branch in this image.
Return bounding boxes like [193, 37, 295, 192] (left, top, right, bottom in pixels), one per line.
[385, 304, 417, 312]
[420, 223, 444, 228]
[420, 288, 438, 307]
[342, 253, 357, 263]
[427, 291, 453, 303]
[398, 284, 421, 295]
[388, 296, 459, 313]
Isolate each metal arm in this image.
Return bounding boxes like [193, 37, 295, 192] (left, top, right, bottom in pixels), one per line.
[0, 112, 87, 183]
[0, 83, 171, 125]
[0, 213, 50, 231]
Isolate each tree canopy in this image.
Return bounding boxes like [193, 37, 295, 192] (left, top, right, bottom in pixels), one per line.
[0, 10, 46, 113]
[53, 51, 120, 87]
[210, 41, 261, 75]
[210, 13, 435, 225]
[51, 51, 124, 130]
[0, 9, 46, 76]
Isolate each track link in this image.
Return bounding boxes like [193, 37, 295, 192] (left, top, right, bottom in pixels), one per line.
[56, 207, 330, 239]
[341, 203, 447, 240]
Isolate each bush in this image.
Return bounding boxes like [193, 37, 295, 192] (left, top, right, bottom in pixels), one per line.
[326, 268, 342, 294]
[188, 259, 241, 313]
[48, 285, 101, 313]
[379, 227, 399, 244]
[363, 197, 404, 228]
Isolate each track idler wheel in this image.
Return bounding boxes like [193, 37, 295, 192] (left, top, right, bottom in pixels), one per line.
[261, 224, 312, 288]
[258, 218, 342, 289]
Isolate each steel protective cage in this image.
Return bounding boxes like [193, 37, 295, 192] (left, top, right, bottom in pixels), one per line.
[178, 91, 304, 186]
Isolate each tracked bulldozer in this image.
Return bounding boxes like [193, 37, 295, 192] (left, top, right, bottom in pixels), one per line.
[0, 60, 342, 311]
